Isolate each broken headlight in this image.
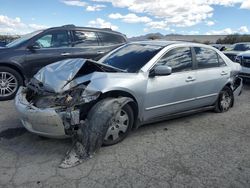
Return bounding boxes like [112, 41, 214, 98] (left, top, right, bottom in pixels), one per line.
[80, 89, 101, 103]
[63, 86, 101, 107]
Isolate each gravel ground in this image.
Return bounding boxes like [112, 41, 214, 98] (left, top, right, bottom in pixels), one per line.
[0, 84, 249, 188]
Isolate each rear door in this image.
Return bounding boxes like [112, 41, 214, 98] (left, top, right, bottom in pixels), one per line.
[193, 47, 230, 106]
[97, 32, 126, 58]
[70, 30, 106, 60]
[24, 29, 72, 78]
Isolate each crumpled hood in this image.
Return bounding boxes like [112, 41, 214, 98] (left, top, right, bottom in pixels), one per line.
[34, 58, 86, 93]
[33, 58, 121, 93]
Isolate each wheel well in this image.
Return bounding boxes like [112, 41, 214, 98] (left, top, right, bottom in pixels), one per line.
[224, 83, 234, 107]
[0, 63, 24, 84]
[100, 90, 139, 128]
[225, 83, 232, 89]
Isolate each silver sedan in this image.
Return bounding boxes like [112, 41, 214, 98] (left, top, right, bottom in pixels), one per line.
[15, 41, 243, 145]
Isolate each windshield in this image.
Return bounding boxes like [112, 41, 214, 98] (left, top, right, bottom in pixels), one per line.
[233, 43, 250, 51]
[6, 30, 42, 48]
[101, 44, 162, 73]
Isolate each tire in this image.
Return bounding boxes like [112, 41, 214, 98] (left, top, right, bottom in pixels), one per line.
[214, 86, 234, 113]
[103, 104, 134, 146]
[0, 66, 23, 101]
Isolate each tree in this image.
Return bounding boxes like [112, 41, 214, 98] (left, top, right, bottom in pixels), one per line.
[147, 34, 162, 40]
[216, 34, 250, 44]
[0, 35, 19, 43]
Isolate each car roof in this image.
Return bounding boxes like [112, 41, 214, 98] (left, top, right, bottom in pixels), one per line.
[129, 40, 182, 47]
[128, 40, 206, 47]
[46, 24, 126, 37]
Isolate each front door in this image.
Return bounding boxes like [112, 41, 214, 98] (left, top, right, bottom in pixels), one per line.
[143, 47, 197, 121]
[24, 30, 72, 78]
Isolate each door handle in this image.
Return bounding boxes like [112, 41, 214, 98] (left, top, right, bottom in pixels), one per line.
[97, 51, 105, 54]
[61, 52, 71, 56]
[221, 71, 228, 76]
[186, 76, 196, 82]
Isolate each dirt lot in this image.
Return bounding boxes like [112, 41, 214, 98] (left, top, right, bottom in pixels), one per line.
[0, 84, 250, 188]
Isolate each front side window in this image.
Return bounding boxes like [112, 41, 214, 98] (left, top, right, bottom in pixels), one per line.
[102, 44, 162, 73]
[98, 32, 126, 45]
[73, 31, 99, 47]
[194, 47, 219, 69]
[156, 47, 193, 73]
[35, 31, 70, 48]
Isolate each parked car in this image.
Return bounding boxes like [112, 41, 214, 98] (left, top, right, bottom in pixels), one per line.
[0, 25, 127, 100]
[235, 51, 250, 80]
[15, 41, 242, 146]
[223, 42, 250, 61]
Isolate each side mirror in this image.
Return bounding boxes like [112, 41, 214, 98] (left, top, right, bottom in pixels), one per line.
[149, 65, 172, 77]
[27, 43, 40, 50]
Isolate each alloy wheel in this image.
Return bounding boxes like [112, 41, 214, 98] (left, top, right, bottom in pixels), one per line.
[0, 71, 18, 97]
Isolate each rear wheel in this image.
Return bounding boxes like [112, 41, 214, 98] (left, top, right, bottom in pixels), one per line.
[214, 86, 234, 113]
[0, 66, 23, 101]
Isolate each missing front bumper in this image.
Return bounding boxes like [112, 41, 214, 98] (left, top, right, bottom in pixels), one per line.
[15, 87, 70, 138]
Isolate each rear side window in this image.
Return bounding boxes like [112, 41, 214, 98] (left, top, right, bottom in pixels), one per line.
[218, 55, 227, 67]
[73, 30, 99, 47]
[194, 47, 219, 69]
[35, 30, 70, 48]
[98, 32, 126, 45]
[156, 47, 193, 73]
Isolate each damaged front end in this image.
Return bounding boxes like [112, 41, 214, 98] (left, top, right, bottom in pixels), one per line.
[15, 58, 114, 138]
[15, 81, 101, 138]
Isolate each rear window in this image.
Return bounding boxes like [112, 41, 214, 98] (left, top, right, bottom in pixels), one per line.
[218, 54, 227, 66]
[156, 47, 193, 73]
[102, 44, 162, 73]
[98, 32, 126, 45]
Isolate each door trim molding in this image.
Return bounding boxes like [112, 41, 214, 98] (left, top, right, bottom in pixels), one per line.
[145, 93, 218, 111]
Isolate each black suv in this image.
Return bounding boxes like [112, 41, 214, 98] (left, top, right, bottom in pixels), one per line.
[0, 25, 127, 100]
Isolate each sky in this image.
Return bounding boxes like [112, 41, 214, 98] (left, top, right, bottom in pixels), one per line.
[0, 0, 250, 37]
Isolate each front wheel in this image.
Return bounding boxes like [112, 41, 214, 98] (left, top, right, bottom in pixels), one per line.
[214, 86, 234, 113]
[103, 104, 134, 146]
[0, 66, 23, 101]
